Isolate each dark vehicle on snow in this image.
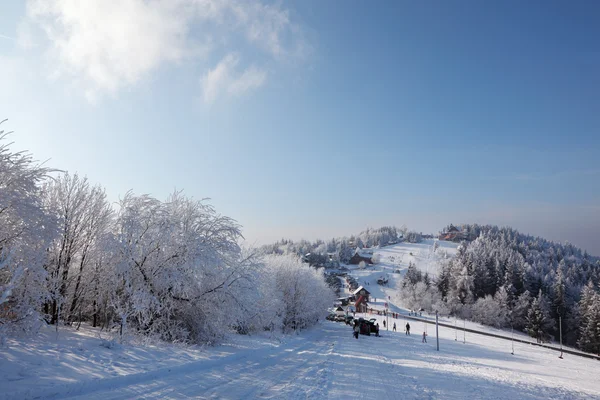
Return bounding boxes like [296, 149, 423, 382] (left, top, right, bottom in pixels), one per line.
[353, 317, 379, 336]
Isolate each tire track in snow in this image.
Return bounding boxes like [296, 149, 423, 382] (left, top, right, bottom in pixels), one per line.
[59, 328, 333, 400]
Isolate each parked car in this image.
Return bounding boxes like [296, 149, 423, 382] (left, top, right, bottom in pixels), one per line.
[353, 318, 379, 336]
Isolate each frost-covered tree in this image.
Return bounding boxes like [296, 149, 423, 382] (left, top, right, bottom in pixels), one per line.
[404, 231, 423, 244]
[371, 253, 381, 264]
[0, 124, 57, 337]
[42, 173, 113, 325]
[511, 290, 532, 331]
[104, 191, 257, 343]
[471, 292, 509, 328]
[262, 254, 334, 332]
[578, 282, 600, 354]
[526, 290, 554, 343]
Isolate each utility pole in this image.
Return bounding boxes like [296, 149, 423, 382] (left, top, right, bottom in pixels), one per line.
[511, 325, 514, 355]
[559, 316, 563, 359]
[454, 318, 457, 341]
[436, 311, 439, 351]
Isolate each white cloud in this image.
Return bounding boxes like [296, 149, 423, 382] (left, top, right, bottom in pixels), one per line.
[201, 53, 267, 104]
[25, 0, 190, 96]
[21, 0, 307, 102]
[228, 65, 267, 96]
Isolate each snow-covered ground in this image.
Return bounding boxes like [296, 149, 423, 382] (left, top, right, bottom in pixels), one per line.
[2, 319, 599, 399]
[3, 241, 598, 399]
[376, 239, 459, 278]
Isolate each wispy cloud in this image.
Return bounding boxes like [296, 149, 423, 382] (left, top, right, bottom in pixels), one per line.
[201, 53, 267, 104]
[0, 33, 16, 41]
[21, 0, 308, 102]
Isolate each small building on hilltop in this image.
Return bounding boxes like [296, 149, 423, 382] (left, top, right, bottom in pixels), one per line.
[439, 224, 468, 242]
[349, 248, 373, 265]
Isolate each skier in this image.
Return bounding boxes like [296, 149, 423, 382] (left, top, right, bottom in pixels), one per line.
[376, 323, 380, 337]
[383, 319, 386, 328]
[393, 322, 397, 332]
[422, 331, 427, 343]
[406, 322, 411, 335]
[353, 322, 360, 339]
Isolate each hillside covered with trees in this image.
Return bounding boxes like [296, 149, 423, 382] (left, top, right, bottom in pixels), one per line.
[261, 226, 425, 266]
[400, 224, 600, 353]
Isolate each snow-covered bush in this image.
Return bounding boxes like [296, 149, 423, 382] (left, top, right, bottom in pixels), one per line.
[261, 254, 334, 333]
[471, 295, 509, 328]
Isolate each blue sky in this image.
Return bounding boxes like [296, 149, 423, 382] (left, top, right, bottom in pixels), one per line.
[1, 1, 599, 254]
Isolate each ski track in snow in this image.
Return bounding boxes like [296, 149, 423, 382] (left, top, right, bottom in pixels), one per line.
[33, 330, 333, 400]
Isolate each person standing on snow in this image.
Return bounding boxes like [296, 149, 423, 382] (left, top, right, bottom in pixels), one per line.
[422, 331, 427, 343]
[353, 322, 360, 339]
[393, 322, 396, 332]
[406, 322, 411, 335]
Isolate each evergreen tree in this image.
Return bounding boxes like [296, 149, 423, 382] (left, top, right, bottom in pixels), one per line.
[578, 282, 600, 354]
[436, 265, 450, 300]
[423, 272, 431, 288]
[454, 265, 474, 305]
[512, 290, 532, 331]
[551, 270, 567, 340]
[526, 290, 553, 343]
[578, 294, 600, 355]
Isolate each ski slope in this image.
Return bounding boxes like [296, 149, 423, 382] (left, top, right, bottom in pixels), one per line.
[2, 319, 599, 399]
[376, 239, 459, 278]
[338, 240, 458, 309]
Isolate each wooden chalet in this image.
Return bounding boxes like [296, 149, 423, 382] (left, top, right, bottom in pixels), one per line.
[348, 247, 373, 265]
[439, 225, 468, 242]
[353, 286, 371, 313]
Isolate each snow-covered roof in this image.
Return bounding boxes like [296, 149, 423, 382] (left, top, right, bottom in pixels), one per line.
[354, 247, 373, 257]
[352, 286, 370, 295]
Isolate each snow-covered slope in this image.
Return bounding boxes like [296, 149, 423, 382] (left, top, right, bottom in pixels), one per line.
[3, 240, 598, 399]
[2, 319, 598, 399]
[375, 239, 458, 277]
[338, 240, 458, 307]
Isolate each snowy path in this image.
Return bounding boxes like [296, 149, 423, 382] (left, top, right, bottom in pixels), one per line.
[6, 321, 597, 400]
[44, 329, 334, 400]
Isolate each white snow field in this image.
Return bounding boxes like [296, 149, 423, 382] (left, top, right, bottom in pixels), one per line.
[2, 316, 600, 399]
[375, 239, 459, 278]
[2, 241, 599, 399]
